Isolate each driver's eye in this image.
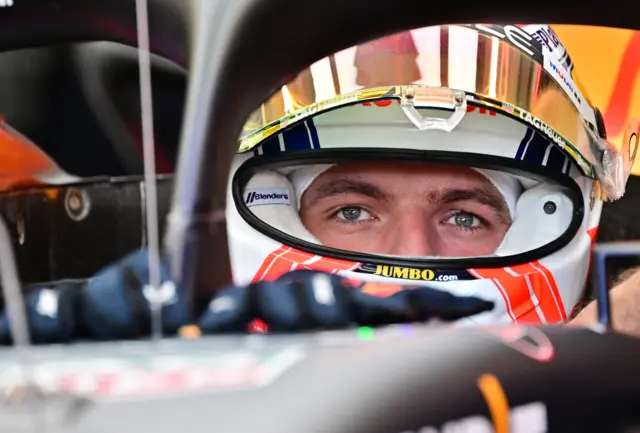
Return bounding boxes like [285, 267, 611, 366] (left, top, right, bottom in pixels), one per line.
[336, 206, 372, 222]
[447, 212, 482, 230]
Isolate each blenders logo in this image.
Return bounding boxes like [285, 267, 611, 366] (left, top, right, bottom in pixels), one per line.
[548, 58, 582, 105]
[244, 188, 291, 207]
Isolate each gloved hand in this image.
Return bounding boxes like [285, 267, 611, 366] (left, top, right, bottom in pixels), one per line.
[198, 270, 494, 332]
[79, 249, 189, 340]
[0, 250, 494, 343]
[0, 249, 188, 343]
[0, 281, 82, 344]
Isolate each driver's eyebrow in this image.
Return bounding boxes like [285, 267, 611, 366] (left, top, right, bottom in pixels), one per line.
[304, 179, 389, 207]
[428, 187, 511, 223]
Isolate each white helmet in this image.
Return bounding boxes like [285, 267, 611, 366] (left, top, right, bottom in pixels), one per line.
[224, 24, 637, 325]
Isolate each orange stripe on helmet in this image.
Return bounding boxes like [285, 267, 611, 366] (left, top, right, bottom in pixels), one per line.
[299, 255, 361, 274]
[469, 267, 541, 323]
[252, 245, 296, 282]
[508, 262, 565, 322]
[467, 268, 519, 322]
[471, 262, 565, 324]
[252, 245, 360, 283]
[530, 261, 566, 321]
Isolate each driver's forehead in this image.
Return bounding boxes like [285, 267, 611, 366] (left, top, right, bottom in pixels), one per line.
[307, 162, 495, 195]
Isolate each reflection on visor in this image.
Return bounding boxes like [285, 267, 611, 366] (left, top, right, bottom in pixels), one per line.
[240, 25, 606, 180]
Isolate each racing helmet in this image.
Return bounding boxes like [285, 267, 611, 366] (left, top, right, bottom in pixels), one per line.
[225, 24, 638, 325]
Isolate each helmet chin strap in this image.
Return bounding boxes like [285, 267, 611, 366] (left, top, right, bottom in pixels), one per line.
[135, 0, 164, 342]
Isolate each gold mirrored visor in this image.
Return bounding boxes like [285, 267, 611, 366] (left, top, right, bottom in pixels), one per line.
[239, 25, 602, 178]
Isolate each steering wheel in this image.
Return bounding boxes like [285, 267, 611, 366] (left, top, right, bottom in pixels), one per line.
[0, 0, 187, 65]
[70, 42, 186, 174]
[0, 0, 188, 176]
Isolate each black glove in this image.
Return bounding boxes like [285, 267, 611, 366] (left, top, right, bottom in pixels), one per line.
[79, 249, 189, 340]
[0, 249, 189, 343]
[197, 270, 494, 333]
[0, 251, 494, 343]
[0, 281, 81, 344]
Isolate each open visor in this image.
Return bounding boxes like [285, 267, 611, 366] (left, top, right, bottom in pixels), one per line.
[233, 151, 584, 268]
[239, 24, 633, 200]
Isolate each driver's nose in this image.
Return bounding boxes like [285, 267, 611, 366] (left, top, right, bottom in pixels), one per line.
[386, 209, 438, 257]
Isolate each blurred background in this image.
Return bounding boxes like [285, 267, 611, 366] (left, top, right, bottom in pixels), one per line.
[553, 25, 640, 174]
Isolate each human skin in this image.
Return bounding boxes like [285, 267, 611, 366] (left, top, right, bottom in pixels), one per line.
[299, 162, 512, 257]
[297, 161, 640, 332]
[569, 268, 640, 335]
